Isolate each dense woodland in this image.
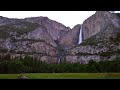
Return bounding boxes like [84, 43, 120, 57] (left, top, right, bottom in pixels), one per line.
[0, 54, 120, 73]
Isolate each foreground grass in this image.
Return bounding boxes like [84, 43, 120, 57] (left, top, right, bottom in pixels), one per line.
[0, 73, 120, 79]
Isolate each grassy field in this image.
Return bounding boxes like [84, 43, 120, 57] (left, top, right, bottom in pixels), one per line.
[0, 73, 120, 79]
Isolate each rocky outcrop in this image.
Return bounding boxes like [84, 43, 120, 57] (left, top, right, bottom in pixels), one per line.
[0, 16, 72, 63]
[24, 17, 71, 41]
[65, 11, 120, 63]
[59, 24, 81, 50]
[17, 75, 28, 79]
[20, 27, 57, 47]
[66, 39, 120, 62]
[82, 11, 120, 40]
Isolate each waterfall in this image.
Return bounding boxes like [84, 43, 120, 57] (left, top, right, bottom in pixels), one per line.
[58, 58, 61, 64]
[78, 25, 82, 44]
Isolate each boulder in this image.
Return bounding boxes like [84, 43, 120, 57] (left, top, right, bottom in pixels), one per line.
[17, 75, 28, 79]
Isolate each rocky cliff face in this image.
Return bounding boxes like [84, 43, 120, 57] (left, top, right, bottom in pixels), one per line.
[59, 24, 81, 50]
[0, 11, 120, 64]
[0, 16, 70, 63]
[82, 11, 120, 40]
[24, 17, 71, 41]
[65, 11, 120, 63]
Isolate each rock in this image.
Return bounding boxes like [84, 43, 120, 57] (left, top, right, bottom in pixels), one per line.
[0, 17, 59, 63]
[82, 11, 120, 40]
[64, 11, 120, 63]
[24, 16, 71, 41]
[40, 56, 57, 64]
[17, 75, 28, 79]
[22, 26, 57, 47]
[59, 24, 81, 50]
[66, 55, 101, 64]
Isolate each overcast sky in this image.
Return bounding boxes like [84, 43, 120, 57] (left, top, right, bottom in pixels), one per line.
[0, 11, 119, 28]
[0, 11, 97, 28]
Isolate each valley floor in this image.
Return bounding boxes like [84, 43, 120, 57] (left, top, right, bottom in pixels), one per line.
[0, 73, 120, 79]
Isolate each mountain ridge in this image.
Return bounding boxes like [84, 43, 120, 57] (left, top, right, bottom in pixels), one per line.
[0, 11, 120, 64]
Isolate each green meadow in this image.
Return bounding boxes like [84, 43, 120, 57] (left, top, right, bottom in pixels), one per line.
[0, 73, 120, 79]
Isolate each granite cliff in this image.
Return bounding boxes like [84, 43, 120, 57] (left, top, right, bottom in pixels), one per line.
[65, 11, 120, 63]
[0, 11, 120, 64]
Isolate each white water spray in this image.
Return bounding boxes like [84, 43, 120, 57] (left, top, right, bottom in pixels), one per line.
[78, 25, 82, 44]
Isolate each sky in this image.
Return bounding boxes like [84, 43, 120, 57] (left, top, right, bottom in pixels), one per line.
[0, 11, 97, 28]
[0, 11, 119, 28]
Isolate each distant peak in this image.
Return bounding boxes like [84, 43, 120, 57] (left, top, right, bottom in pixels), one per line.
[72, 24, 81, 29]
[0, 16, 8, 19]
[24, 16, 49, 19]
[95, 11, 111, 16]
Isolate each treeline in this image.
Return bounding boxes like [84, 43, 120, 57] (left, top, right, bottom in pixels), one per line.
[0, 55, 120, 73]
